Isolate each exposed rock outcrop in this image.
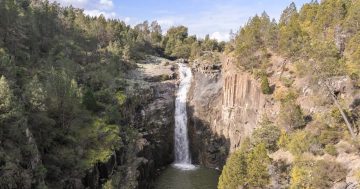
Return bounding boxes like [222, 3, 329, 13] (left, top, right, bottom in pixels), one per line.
[188, 64, 227, 168]
[112, 59, 177, 189]
[188, 57, 267, 168]
[66, 57, 177, 189]
[188, 53, 360, 188]
[221, 60, 266, 150]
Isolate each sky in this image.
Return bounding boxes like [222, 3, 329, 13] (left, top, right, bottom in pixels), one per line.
[51, 0, 310, 41]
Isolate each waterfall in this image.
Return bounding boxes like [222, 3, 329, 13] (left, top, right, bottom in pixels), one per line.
[173, 63, 196, 170]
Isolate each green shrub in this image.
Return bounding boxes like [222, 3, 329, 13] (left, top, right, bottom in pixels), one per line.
[105, 105, 122, 124]
[281, 77, 294, 88]
[172, 44, 191, 59]
[25, 75, 47, 112]
[324, 144, 338, 156]
[290, 159, 346, 189]
[319, 130, 341, 146]
[246, 143, 271, 188]
[103, 180, 114, 189]
[287, 131, 312, 156]
[34, 164, 47, 181]
[115, 91, 127, 106]
[261, 76, 272, 94]
[253, 69, 266, 79]
[290, 159, 314, 189]
[277, 89, 299, 103]
[311, 160, 347, 188]
[279, 98, 306, 131]
[82, 89, 99, 112]
[330, 107, 344, 123]
[218, 142, 271, 189]
[252, 118, 281, 152]
[218, 149, 248, 189]
[278, 129, 290, 149]
[356, 170, 360, 183]
[79, 119, 121, 169]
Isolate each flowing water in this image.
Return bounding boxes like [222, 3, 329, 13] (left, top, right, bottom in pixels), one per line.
[173, 63, 194, 170]
[154, 64, 220, 189]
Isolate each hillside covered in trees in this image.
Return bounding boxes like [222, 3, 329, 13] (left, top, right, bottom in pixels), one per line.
[1, 0, 360, 188]
[0, 0, 224, 188]
[219, 0, 360, 188]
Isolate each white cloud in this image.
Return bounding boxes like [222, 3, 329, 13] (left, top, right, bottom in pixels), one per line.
[52, 0, 89, 7]
[197, 5, 255, 33]
[50, 0, 116, 18]
[124, 17, 131, 23]
[127, 16, 184, 33]
[99, 0, 113, 9]
[210, 32, 230, 42]
[84, 9, 116, 18]
[157, 18, 177, 30]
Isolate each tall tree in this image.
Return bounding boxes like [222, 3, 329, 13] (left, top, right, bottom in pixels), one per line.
[0, 76, 18, 124]
[150, 21, 162, 45]
[280, 2, 298, 25]
[246, 143, 271, 188]
[25, 75, 46, 112]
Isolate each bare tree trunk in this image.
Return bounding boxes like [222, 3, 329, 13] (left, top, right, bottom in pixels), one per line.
[279, 59, 287, 79]
[323, 80, 356, 139]
[311, 62, 356, 139]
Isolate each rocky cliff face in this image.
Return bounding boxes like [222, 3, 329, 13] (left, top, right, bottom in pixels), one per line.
[188, 53, 360, 188]
[188, 62, 227, 168]
[66, 57, 177, 189]
[188, 58, 267, 168]
[221, 60, 266, 150]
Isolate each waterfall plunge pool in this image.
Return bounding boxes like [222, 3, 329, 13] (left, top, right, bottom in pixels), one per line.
[154, 165, 220, 189]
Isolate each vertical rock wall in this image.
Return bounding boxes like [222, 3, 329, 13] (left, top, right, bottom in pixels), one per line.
[188, 65, 227, 168]
[188, 58, 266, 168]
[221, 60, 266, 151]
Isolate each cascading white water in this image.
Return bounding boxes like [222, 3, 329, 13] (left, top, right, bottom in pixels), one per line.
[173, 63, 196, 170]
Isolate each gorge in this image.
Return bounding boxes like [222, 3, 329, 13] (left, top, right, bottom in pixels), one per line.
[1, 0, 360, 188]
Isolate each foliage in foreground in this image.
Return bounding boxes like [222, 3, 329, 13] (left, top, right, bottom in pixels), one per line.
[218, 141, 271, 189]
[290, 159, 347, 189]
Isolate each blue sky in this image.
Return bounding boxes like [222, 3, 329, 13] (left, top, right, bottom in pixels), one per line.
[52, 0, 310, 41]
